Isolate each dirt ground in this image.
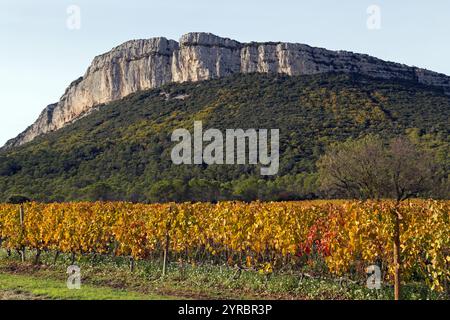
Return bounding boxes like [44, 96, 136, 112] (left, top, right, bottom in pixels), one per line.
[0, 289, 47, 300]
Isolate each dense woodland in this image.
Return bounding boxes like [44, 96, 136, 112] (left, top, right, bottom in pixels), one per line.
[0, 73, 448, 202]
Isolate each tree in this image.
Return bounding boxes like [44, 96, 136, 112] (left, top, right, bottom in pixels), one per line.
[317, 135, 439, 300]
[84, 182, 115, 201]
[232, 177, 266, 202]
[188, 178, 221, 202]
[148, 179, 187, 203]
[0, 158, 21, 176]
[6, 194, 31, 204]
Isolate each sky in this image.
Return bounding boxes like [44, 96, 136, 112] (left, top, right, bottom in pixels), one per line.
[1, 0, 449, 146]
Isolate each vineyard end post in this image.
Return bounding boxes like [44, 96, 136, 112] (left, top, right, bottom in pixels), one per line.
[19, 204, 25, 263]
[162, 233, 170, 277]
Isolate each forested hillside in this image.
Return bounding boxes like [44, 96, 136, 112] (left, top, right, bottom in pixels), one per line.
[0, 73, 448, 202]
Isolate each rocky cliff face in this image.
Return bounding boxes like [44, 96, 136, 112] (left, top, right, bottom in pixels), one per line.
[5, 32, 450, 149]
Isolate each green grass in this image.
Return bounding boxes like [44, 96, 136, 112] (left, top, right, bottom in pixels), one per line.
[0, 271, 176, 300]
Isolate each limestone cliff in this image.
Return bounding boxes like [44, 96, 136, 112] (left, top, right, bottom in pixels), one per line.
[5, 32, 450, 148]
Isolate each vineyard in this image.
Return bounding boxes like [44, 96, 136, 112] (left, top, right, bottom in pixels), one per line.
[0, 200, 449, 293]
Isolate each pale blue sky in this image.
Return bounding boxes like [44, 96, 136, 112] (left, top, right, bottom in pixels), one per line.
[1, 0, 449, 146]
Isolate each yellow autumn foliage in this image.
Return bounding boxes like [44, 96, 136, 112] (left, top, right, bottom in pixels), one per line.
[0, 200, 448, 291]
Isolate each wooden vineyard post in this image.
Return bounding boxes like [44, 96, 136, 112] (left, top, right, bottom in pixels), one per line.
[162, 233, 170, 277]
[19, 204, 25, 262]
[162, 204, 176, 278]
[129, 257, 135, 272]
[392, 203, 402, 301]
[53, 251, 60, 265]
[393, 209, 401, 301]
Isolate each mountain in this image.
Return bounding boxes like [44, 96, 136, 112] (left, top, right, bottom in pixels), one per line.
[4, 32, 450, 149]
[0, 73, 449, 202]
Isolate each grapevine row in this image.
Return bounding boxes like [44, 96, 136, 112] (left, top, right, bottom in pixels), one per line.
[0, 200, 448, 291]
